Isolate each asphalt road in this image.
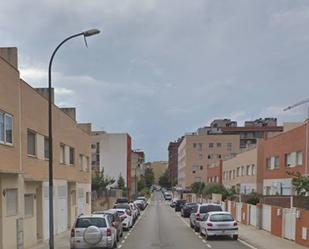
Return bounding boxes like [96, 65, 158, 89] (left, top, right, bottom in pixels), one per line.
[120, 191, 250, 249]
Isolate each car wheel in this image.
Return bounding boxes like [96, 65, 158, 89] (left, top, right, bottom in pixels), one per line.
[194, 225, 199, 232]
[233, 235, 238, 240]
[205, 233, 211, 241]
[190, 221, 194, 228]
[117, 233, 120, 242]
[200, 228, 204, 236]
[113, 239, 117, 248]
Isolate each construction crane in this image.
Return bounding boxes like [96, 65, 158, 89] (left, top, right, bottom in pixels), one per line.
[283, 98, 309, 111]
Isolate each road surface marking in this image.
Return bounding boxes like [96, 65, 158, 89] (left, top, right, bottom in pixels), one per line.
[238, 239, 258, 249]
[124, 236, 128, 239]
[198, 235, 202, 239]
[117, 245, 122, 248]
[202, 239, 206, 243]
[121, 240, 125, 244]
[207, 244, 212, 248]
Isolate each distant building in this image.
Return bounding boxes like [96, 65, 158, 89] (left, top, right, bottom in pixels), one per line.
[197, 118, 283, 149]
[222, 146, 263, 194]
[168, 137, 183, 186]
[145, 161, 168, 185]
[178, 133, 240, 189]
[91, 132, 132, 192]
[131, 150, 145, 197]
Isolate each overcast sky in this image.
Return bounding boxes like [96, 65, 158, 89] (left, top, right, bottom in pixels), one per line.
[1, 0, 309, 161]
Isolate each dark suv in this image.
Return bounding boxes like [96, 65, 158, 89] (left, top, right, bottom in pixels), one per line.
[93, 209, 123, 241]
[175, 200, 186, 212]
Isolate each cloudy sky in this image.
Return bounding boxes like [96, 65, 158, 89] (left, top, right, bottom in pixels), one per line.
[1, 0, 309, 161]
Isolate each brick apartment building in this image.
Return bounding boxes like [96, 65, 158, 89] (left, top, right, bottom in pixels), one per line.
[261, 123, 309, 195]
[0, 47, 92, 249]
[168, 137, 183, 186]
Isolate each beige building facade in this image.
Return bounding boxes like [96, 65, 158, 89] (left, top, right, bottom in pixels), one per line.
[222, 146, 261, 194]
[145, 161, 168, 185]
[0, 48, 92, 249]
[178, 133, 240, 189]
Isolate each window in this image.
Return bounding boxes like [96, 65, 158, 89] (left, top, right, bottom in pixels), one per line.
[6, 189, 17, 216]
[60, 144, 65, 164]
[24, 194, 34, 217]
[241, 166, 244, 176]
[44, 137, 49, 159]
[200, 165, 203, 170]
[232, 170, 235, 179]
[209, 143, 214, 148]
[266, 158, 271, 169]
[5, 114, 12, 144]
[91, 144, 96, 149]
[216, 143, 221, 148]
[246, 165, 250, 176]
[0, 112, 13, 144]
[236, 167, 240, 177]
[193, 143, 197, 148]
[199, 154, 203, 160]
[69, 147, 75, 165]
[79, 154, 83, 170]
[229, 171, 232, 180]
[296, 151, 303, 166]
[251, 165, 256, 175]
[86, 192, 90, 204]
[208, 155, 211, 159]
[27, 130, 36, 156]
[227, 143, 232, 151]
[0, 113, 4, 142]
[286, 152, 297, 167]
[218, 154, 222, 159]
[274, 156, 279, 169]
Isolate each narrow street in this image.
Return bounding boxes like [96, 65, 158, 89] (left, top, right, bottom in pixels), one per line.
[120, 192, 249, 249]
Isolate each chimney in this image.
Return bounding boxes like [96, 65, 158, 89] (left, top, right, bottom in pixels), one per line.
[60, 108, 76, 121]
[0, 47, 18, 69]
[35, 88, 55, 104]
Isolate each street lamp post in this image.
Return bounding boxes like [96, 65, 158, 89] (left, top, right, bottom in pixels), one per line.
[48, 29, 100, 249]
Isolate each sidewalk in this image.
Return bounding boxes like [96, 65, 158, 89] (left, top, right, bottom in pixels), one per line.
[28, 232, 69, 249]
[239, 224, 308, 249]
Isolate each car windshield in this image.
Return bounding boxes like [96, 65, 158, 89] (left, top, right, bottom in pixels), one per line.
[200, 205, 222, 213]
[210, 214, 234, 222]
[115, 204, 130, 209]
[76, 218, 107, 228]
[117, 211, 125, 215]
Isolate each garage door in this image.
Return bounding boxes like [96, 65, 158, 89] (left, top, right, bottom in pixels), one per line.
[262, 204, 271, 232]
[77, 188, 85, 216]
[283, 208, 296, 241]
[57, 185, 68, 233]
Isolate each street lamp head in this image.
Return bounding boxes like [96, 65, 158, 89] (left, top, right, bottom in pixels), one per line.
[83, 29, 100, 37]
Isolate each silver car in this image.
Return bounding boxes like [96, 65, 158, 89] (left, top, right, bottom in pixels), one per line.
[199, 211, 238, 240]
[70, 214, 117, 249]
[189, 203, 222, 232]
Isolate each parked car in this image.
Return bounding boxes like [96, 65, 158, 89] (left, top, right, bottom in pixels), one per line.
[134, 200, 145, 210]
[115, 208, 133, 230]
[164, 192, 173, 201]
[175, 199, 186, 212]
[115, 197, 129, 204]
[181, 203, 198, 218]
[170, 198, 177, 208]
[199, 211, 238, 240]
[137, 196, 148, 207]
[190, 203, 223, 232]
[93, 209, 123, 242]
[129, 202, 139, 220]
[114, 203, 136, 221]
[70, 214, 117, 249]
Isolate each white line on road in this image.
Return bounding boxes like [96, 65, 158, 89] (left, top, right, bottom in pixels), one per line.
[121, 240, 126, 244]
[124, 236, 128, 239]
[238, 239, 258, 249]
[206, 244, 212, 248]
[117, 245, 122, 248]
[202, 239, 206, 243]
[198, 235, 202, 239]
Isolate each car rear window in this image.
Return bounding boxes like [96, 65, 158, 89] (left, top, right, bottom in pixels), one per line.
[192, 205, 198, 212]
[115, 204, 130, 209]
[200, 205, 222, 213]
[117, 211, 125, 215]
[210, 214, 234, 222]
[76, 218, 107, 228]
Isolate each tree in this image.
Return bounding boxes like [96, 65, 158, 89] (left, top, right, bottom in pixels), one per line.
[202, 183, 233, 200]
[144, 168, 155, 188]
[117, 174, 126, 190]
[159, 169, 171, 188]
[288, 171, 309, 196]
[191, 182, 205, 194]
[92, 170, 115, 192]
